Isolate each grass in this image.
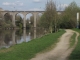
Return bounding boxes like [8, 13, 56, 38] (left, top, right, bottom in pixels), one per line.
[0, 30, 65, 60]
[69, 29, 80, 60]
[69, 33, 76, 48]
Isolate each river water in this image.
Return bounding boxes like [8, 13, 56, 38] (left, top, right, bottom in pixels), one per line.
[0, 28, 47, 49]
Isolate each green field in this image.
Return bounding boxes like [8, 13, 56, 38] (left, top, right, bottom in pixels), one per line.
[69, 29, 80, 60]
[0, 30, 65, 60]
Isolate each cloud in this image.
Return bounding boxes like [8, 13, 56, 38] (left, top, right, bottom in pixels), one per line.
[2, 1, 24, 6]
[61, 4, 68, 8]
[57, 4, 69, 11]
[58, 4, 68, 8]
[33, 0, 41, 3]
[3, 2, 12, 6]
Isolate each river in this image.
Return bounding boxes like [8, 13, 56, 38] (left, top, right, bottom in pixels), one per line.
[0, 28, 47, 49]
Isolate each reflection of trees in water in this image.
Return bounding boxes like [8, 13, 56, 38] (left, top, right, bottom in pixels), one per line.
[0, 28, 48, 49]
[15, 28, 48, 42]
[0, 30, 12, 48]
[0, 36, 4, 45]
[16, 29, 23, 36]
[26, 29, 33, 39]
[3, 30, 12, 45]
[30, 28, 34, 39]
[4, 34, 12, 45]
[15, 29, 23, 42]
[0, 30, 5, 46]
[0, 30, 5, 36]
[29, 28, 46, 39]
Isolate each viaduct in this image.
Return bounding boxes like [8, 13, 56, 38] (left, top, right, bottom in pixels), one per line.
[0, 11, 62, 28]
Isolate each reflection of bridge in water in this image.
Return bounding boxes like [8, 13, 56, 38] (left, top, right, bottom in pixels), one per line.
[0, 11, 62, 28]
[0, 28, 45, 49]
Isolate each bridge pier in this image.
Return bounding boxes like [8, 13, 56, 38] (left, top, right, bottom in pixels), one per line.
[33, 13, 37, 28]
[23, 29, 26, 42]
[23, 14, 27, 28]
[34, 28, 36, 39]
[12, 30, 16, 45]
[12, 13, 16, 27]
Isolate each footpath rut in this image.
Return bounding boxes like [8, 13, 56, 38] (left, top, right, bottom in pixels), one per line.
[30, 29, 79, 60]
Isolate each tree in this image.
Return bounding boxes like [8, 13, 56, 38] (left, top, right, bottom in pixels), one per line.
[26, 18, 30, 29]
[39, 0, 57, 33]
[4, 13, 12, 24]
[15, 15, 23, 28]
[36, 14, 42, 27]
[60, 1, 80, 28]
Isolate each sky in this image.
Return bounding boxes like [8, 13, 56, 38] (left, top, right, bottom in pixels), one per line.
[0, 0, 80, 11]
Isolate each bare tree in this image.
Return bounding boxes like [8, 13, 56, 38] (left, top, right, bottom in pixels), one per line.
[40, 0, 57, 33]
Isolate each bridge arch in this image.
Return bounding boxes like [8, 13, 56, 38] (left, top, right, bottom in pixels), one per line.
[15, 13, 24, 28]
[3, 13, 12, 28]
[26, 13, 33, 28]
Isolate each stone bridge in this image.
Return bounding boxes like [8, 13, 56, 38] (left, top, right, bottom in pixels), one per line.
[0, 11, 62, 28]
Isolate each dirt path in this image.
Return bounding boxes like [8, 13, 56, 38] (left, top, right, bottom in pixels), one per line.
[30, 29, 79, 60]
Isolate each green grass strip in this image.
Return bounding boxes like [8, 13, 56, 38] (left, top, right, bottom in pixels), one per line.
[0, 30, 65, 60]
[69, 33, 76, 48]
[69, 29, 80, 60]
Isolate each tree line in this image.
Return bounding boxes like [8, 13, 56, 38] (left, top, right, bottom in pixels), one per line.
[39, 1, 80, 33]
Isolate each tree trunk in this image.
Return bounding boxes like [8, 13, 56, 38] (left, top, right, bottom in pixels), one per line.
[49, 26, 53, 33]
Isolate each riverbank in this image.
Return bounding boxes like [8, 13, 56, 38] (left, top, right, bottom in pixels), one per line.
[69, 29, 80, 60]
[0, 29, 65, 60]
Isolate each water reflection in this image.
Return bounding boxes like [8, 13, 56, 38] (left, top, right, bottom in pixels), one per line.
[0, 28, 46, 49]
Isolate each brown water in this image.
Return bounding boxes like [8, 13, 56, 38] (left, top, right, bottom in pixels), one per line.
[0, 28, 46, 49]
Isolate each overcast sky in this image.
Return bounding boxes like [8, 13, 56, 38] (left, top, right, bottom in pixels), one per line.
[0, 0, 80, 11]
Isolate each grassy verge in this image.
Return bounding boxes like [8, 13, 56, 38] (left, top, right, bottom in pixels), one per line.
[69, 33, 76, 48]
[0, 30, 65, 60]
[69, 29, 80, 60]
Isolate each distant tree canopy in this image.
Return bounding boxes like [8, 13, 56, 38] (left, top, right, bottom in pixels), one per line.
[39, 1, 80, 33]
[0, 13, 13, 28]
[15, 15, 23, 28]
[60, 1, 80, 29]
[4, 13, 12, 23]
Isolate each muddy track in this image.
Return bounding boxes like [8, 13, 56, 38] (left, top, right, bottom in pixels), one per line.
[30, 29, 79, 60]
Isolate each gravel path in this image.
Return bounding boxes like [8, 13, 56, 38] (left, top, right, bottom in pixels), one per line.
[30, 29, 79, 60]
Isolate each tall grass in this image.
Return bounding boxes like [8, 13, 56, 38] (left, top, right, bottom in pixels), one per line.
[0, 30, 65, 60]
[69, 29, 80, 60]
